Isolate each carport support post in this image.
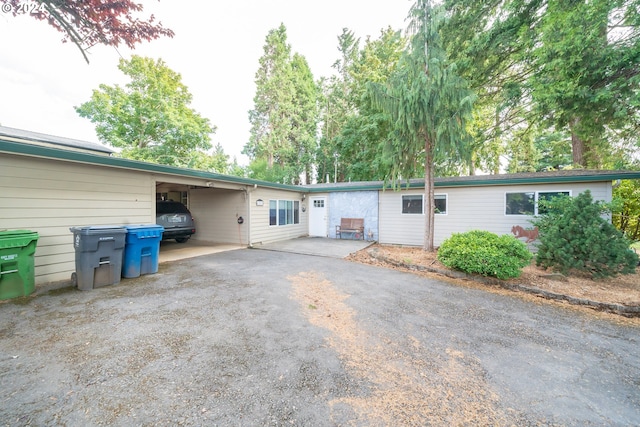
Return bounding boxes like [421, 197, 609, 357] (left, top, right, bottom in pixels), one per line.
[245, 184, 256, 246]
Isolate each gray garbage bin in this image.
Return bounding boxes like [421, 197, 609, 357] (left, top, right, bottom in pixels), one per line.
[69, 226, 127, 290]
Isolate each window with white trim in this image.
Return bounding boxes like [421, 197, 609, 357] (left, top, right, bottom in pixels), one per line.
[269, 199, 300, 226]
[402, 194, 448, 215]
[505, 191, 571, 215]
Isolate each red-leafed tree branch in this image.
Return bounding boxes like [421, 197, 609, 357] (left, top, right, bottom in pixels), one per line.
[2, 0, 174, 63]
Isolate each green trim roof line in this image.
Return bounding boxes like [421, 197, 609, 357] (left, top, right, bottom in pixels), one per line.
[0, 138, 302, 191]
[304, 170, 640, 192]
[2, 129, 640, 192]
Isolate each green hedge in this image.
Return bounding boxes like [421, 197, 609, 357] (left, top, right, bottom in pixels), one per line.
[437, 230, 533, 280]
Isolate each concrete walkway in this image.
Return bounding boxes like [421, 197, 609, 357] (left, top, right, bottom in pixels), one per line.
[158, 240, 244, 263]
[159, 237, 373, 263]
[253, 236, 374, 258]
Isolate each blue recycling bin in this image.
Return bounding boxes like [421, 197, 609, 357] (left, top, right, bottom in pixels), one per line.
[122, 225, 164, 279]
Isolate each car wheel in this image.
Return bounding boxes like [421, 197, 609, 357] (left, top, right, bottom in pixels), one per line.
[175, 237, 190, 243]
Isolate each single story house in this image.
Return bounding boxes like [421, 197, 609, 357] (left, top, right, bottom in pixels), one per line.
[2, 126, 639, 287]
[306, 171, 637, 247]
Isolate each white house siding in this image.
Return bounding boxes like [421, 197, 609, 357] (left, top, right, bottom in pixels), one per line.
[248, 187, 308, 245]
[379, 182, 611, 247]
[189, 187, 248, 245]
[0, 153, 154, 285]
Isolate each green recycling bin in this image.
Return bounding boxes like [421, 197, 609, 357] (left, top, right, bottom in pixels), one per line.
[0, 230, 39, 300]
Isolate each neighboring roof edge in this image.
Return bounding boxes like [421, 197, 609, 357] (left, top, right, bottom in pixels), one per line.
[304, 170, 640, 192]
[0, 125, 114, 155]
[0, 138, 303, 192]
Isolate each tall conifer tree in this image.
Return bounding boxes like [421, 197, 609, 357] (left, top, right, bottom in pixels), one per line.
[369, 0, 475, 251]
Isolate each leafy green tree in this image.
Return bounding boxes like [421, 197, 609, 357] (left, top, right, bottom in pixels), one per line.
[76, 56, 215, 167]
[246, 158, 289, 183]
[369, 0, 475, 251]
[613, 179, 640, 241]
[244, 24, 318, 184]
[2, 0, 174, 63]
[186, 143, 230, 173]
[532, 190, 639, 278]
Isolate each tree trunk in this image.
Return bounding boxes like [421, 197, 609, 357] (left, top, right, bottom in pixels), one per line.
[569, 118, 584, 167]
[424, 135, 435, 252]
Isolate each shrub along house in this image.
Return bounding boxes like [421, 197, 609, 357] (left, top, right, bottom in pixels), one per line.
[1, 125, 639, 287]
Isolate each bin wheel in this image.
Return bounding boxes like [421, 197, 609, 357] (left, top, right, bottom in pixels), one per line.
[71, 272, 77, 288]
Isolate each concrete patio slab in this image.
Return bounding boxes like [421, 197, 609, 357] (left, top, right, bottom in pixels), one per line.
[253, 236, 374, 258]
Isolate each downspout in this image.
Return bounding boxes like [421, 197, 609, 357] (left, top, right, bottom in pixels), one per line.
[246, 184, 257, 247]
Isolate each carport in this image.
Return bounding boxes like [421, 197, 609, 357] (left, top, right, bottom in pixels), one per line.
[155, 177, 250, 248]
[0, 126, 310, 287]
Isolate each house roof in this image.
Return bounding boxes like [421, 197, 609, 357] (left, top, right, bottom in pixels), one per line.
[1, 125, 638, 192]
[0, 126, 114, 155]
[0, 128, 299, 191]
[304, 169, 640, 192]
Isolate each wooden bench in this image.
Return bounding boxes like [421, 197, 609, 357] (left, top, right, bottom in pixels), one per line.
[336, 218, 365, 240]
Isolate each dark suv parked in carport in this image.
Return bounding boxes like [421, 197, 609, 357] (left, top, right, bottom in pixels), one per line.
[156, 201, 196, 243]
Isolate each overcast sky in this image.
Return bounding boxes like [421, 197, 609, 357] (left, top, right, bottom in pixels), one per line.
[0, 0, 411, 165]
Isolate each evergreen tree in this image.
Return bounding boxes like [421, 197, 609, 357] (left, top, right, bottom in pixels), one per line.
[245, 24, 294, 170]
[368, 0, 475, 251]
[444, 0, 640, 170]
[244, 24, 318, 184]
[317, 29, 361, 183]
[288, 53, 318, 184]
[532, 190, 639, 278]
[337, 28, 406, 181]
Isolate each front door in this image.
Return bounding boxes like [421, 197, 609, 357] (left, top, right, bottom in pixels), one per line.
[309, 197, 328, 237]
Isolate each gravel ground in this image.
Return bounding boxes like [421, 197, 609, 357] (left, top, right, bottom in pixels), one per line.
[1, 248, 639, 426]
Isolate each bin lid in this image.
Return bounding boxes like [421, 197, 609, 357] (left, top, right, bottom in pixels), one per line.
[123, 224, 165, 231]
[69, 225, 127, 235]
[0, 230, 39, 249]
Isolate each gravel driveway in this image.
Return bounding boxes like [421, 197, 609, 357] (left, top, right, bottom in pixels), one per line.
[1, 248, 639, 426]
